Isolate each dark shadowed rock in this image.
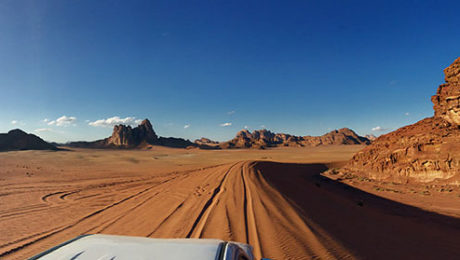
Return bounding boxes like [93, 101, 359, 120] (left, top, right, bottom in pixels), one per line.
[135, 119, 158, 144]
[0, 129, 58, 151]
[104, 119, 159, 148]
[106, 125, 135, 147]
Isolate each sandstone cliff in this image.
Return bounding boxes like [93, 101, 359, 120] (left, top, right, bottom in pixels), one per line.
[432, 57, 460, 125]
[342, 57, 460, 184]
[103, 119, 159, 148]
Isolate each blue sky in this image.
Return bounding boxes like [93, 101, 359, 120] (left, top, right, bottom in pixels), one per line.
[1, 0, 459, 142]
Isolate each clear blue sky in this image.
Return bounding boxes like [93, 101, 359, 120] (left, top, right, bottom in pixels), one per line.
[1, 0, 459, 142]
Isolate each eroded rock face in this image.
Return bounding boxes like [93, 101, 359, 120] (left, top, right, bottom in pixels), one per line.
[346, 117, 460, 183]
[135, 119, 158, 144]
[108, 125, 134, 146]
[343, 57, 460, 184]
[106, 119, 158, 147]
[432, 57, 460, 125]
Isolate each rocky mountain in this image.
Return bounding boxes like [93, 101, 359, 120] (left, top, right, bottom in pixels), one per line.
[219, 128, 370, 149]
[68, 119, 369, 150]
[103, 119, 158, 148]
[68, 119, 195, 149]
[0, 129, 58, 151]
[342, 57, 460, 184]
[194, 137, 219, 146]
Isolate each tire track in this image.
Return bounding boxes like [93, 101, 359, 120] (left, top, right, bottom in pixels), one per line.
[0, 167, 202, 258]
[89, 191, 161, 234]
[240, 162, 262, 258]
[0, 184, 156, 258]
[1, 160, 365, 259]
[146, 201, 184, 237]
[60, 190, 81, 200]
[185, 163, 239, 238]
[0, 204, 50, 219]
[41, 191, 66, 202]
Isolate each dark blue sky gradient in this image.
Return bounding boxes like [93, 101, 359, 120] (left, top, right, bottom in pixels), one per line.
[1, 0, 459, 142]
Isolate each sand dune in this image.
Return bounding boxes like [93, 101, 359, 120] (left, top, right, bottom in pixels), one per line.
[1, 147, 459, 259]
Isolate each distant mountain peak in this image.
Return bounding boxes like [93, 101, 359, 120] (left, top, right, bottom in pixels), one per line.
[140, 119, 152, 127]
[7, 129, 28, 135]
[0, 129, 57, 151]
[218, 127, 370, 149]
[107, 119, 158, 147]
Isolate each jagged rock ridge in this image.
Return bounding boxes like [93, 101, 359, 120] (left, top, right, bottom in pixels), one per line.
[219, 128, 370, 149]
[343, 57, 460, 184]
[68, 119, 369, 150]
[0, 129, 58, 151]
[104, 119, 159, 147]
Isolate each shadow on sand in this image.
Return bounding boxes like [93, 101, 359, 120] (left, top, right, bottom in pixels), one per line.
[255, 161, 460, 260]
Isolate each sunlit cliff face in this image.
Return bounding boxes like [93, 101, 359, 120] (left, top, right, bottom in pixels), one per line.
[432, 57, 460, 125]
[445, 95, 460, 125]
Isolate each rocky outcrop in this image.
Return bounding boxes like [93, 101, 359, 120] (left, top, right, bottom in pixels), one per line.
[68, 119, 194, 149]
[104, 119, 158, 147]
[342, 57, 460, 184]
[194, 137, 219, 146]
[0, 129, 58, 151]
[219, 128, 370, 149]
[432, 57, 460, 125]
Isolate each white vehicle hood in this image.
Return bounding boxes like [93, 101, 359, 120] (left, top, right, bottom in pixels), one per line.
[31, 234, 225, 260]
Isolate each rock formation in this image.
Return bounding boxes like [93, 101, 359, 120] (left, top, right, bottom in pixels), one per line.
[0, 129, 58, 151]
[432, 57, 460, 125]
[194, 137, 219, 146]
[68, 119, 194, 149]
[219, 128, 370, 149]
[342, 57, 460, 184]
[68, 119, 369, 150]
[104, 119, 158, 147]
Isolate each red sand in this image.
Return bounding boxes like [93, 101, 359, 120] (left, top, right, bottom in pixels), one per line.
[1, 146, 459, 259]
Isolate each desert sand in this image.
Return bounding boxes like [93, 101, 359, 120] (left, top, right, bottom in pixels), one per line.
[1, 146, 460, 259]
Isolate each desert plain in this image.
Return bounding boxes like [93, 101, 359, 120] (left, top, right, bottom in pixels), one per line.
[1, 145, 460, 259]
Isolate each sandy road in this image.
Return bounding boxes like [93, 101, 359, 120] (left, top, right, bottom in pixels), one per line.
[1, 160, 460, 259]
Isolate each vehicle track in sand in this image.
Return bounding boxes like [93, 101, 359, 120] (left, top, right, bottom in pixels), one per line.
[1, 161, 460, 259]
[186, 163, 238, 238]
